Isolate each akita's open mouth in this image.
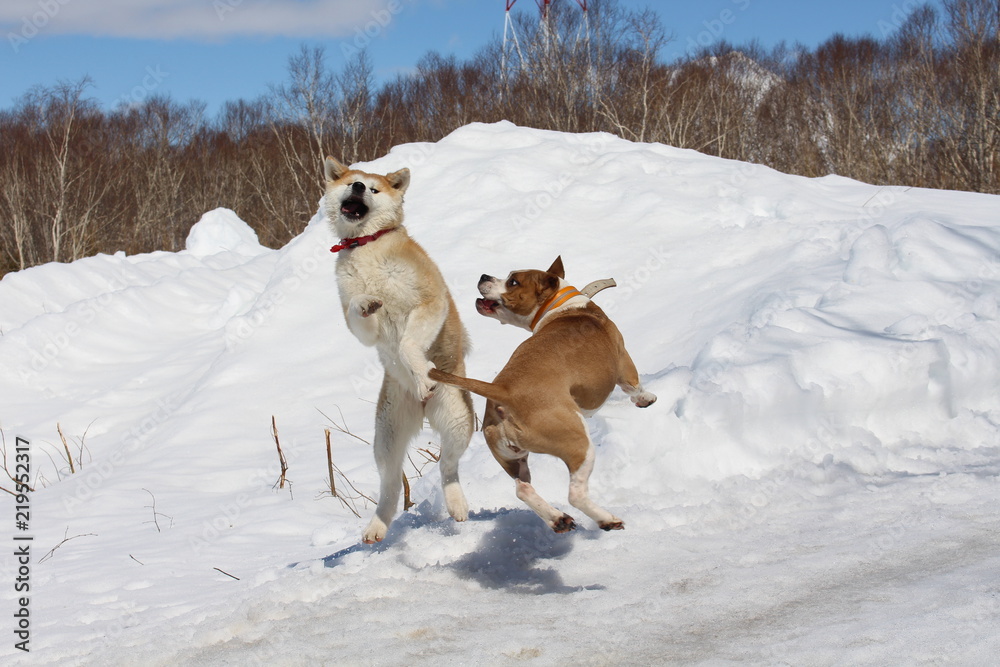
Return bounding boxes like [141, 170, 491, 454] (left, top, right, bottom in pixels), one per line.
[340, 196, 369, 221]
[476, 298, 500, 315]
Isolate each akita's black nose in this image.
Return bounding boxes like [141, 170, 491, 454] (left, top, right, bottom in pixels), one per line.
[480, 274, 492, 283]
[351, 181, 366, 194]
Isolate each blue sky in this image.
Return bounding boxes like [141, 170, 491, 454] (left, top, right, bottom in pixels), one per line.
[2, 0, 933, 116]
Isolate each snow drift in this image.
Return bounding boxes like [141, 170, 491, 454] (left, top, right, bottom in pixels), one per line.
[1, 122, 998, 665]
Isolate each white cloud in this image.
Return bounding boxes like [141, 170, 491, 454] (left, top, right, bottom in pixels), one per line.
[1, 0, 404, 40]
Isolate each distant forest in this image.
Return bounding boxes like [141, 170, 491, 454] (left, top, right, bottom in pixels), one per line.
[1, 0, 997, 274]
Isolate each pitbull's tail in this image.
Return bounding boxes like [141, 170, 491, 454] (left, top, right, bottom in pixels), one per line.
[429, 368, 509, 406]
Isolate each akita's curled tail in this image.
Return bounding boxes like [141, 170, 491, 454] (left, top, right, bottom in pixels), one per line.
[429, 368, 510, 405]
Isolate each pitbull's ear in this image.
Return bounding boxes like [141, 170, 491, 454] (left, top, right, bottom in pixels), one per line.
[547, 256, 565, 279]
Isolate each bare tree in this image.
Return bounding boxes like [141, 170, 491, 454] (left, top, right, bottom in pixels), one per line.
[883, 6, 937, 187]
[25, 79, 101, 263]
[337, 49, 376, 163]
[116, 96, 205, 251]
[263, 45, 339, 225]
[939, 0, 999, 191]
[0, 150, 34, 272]
[595, 9, 671, 143]
[3, 0, 1000, 279]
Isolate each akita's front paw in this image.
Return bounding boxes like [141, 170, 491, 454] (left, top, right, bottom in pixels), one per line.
[413, 365, 437, 403]
[346, 295, 383, 346]
[356, 297, 382, 318]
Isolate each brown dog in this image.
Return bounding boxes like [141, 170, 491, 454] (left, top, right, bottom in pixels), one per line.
[429, 257, 655, 532]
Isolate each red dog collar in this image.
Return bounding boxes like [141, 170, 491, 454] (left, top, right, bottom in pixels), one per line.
[330, 228, 395, 253]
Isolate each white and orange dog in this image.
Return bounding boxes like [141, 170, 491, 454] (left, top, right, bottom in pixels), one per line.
[430, 257, 656, 533]
[324, 157, 474, 544]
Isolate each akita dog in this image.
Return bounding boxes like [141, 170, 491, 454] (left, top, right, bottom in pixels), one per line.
[430, 257, 656, 533]
[324, 157, 474, 544]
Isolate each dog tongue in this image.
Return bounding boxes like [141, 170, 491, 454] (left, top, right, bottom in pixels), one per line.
[341, 200, 365, 216]
[476, 298, 499, 314]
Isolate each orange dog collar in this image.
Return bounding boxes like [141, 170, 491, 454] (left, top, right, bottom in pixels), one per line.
[531, 286, 583, 330]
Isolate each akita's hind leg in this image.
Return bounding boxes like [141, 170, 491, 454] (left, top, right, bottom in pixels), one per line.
[363, 376, 423, 544]
[425, 384, 473, 522]
[566, 416, 624, 530]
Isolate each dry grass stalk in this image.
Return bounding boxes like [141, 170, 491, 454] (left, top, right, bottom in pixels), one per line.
[318, 418, 374, 518]
[325, 428, 335, 497]
[271, 415, 288, 490]
[39, 527, 97, 563]
[402, 473, 414, 511]
[142, 488, 173, 532]
[316, 407, 371, 446]
[57, 423, 75, 474]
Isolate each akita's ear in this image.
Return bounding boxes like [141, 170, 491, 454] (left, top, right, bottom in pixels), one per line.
[386, 167, 410, 194]
[324, 157, 349, 182]
[546, 256, 565, 279]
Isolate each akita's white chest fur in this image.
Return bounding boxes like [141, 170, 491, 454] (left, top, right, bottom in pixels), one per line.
[336, 235, 448, 395]
[338, 247, 420, 307]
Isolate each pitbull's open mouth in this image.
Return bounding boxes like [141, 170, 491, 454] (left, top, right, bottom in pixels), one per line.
[476, 298, 500, 316]
[340, 196, 369, 221]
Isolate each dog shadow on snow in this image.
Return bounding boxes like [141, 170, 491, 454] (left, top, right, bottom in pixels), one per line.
[322, 506, 606, 595]
[449, 509, 606, 595]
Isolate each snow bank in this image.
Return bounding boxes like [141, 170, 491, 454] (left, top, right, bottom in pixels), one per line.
[1, 122, 998, 665]
[184, 207, 268, 258]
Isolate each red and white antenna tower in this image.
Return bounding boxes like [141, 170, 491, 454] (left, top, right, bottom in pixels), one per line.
[503, 0, 524, 80]
[537, 1, 589, 29]
[535, 1, 589, 50]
